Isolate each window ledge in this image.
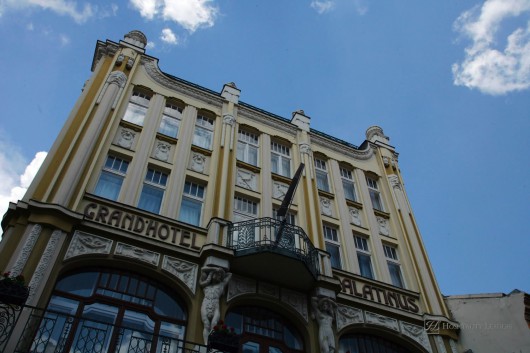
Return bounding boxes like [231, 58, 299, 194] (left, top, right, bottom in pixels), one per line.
[346, 200, 363, 209]
[191, 145, 213, 156]
[236, 160, 261, 173]
[373, 209, 390, 218]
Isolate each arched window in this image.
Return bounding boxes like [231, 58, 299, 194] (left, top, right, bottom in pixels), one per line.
[339, 334, 413, 353]
[225, 306, 304, 353]
[26, 268, 187, 353]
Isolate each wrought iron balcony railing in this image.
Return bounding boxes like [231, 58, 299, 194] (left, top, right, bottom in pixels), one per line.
[227, 218, 320, 278]
[0, 303, 208, 353]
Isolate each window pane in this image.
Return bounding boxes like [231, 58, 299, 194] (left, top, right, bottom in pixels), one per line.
[159, 115, 179, 138]
[343, 180, 356, 201]
[138, 184, 164, 214]
[358, 254, 374, 279]
[193, 126, 212, 149]
[316, 170, 330, 192]
[179, 197, 202, 226]
[248, 145, 258, 165]
[369, 190, 383, 211]
[388, 262, 404, 288]
[123, 103, 147, 126]
[326, 243, 342, 269]
[94, 171, 123, 200]
[281, 157, 290, 177]
[271, 154, 279, 174]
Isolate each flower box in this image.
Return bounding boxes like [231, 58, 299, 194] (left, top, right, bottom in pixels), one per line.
[208, 331, 240, 353]
[0, 272, 29, 306]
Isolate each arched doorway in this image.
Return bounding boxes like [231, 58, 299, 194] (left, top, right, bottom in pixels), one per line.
[225, 306, 305, 353]
[339, 334, 415, 353]
[23, 268, 187, 353]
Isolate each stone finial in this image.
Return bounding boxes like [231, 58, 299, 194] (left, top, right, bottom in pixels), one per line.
[291, 110, 310, 131]
[123, 30, 147, 49]
[366, 126, 389, 143]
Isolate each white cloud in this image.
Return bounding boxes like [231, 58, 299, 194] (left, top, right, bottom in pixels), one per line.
[130, 0, 218, 33]
[160, 28, 178, 44]
[452, 0, 530, 95]
[0, 0, 95, 23]
[310, 0, 335, 14]
[0, 135, 47, 228]
[60, 34, 71, 46]
[146, 41, 156, 50]
[352, 0, 368, 16]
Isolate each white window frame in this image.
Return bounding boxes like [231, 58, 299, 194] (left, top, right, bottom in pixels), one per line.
[94, 155, 129, 201]
[158, 102, 183, 138]
[367, 176, 384, 211]
[138, 168, 168, 214]
[323, 225, 342, 269]
[354, 236, 375, 279]
[383, 244, 405, 288]
[179, 181, 205, 226]
[314, 158, 331, 193]
[340, 167, 357, 202]
[272, 207, 296, 225]
[193, 115, 214, 150]
[123, 91, 151, 126]
[237, 130, 259, 166]
[234, 196, 258, 222]
[271, 141, 291, 177]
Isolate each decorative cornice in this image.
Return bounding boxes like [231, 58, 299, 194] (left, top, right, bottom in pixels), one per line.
[64, 231, 113, 260]
[142, 58, 223, 108]
[311, 133, 375, 161]
[365, 311, 399, 331]
[92, 40, 120, 71]
[115, 243, 160, 266]
[238, 105, 298, 136]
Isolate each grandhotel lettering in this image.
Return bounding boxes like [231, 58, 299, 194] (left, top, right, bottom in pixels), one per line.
[340, 277, 420, 313]
[84, 203, 201, 250]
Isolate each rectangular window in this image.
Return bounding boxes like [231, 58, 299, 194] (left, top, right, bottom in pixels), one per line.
[123, 91, 150, 126]
[234, 196, 258, 222]
[271, 142, 291, 177]
[384, 245, 405, 288]
[94, 155, 129, 201]
[367, 177, 384, 211]
[354, 236, 374, 279]
[323, 225, 341, 269]
[158, 102, 182, 138]
[341, 168, 357, 202]
[314, 158, 330, 192]
[179, 181, 205, 226]
[272, 208, 296, 225]
[138, 169, 168, 214]
[193, 115, 214, 149]
[237, 130, 259, 166]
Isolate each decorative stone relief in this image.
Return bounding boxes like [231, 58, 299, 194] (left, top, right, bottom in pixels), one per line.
[106, 70, 127, 88]
[152, 140, 172, 162]
[281, 289, 308, 322]
[311, 296, 337, 353]
[227, 275, 256, 301]
[126, 58, 134, 70]
[116, 54, 124, 66]
[320, 196, 333, 217]
[365, 312, 399, 331]
[400, 322, 431, 352]
[377, 216, 390, 236]
[115, 243, 160, 266]
[383, 156, 391, 168]
[28, 230, 64, 303]
[349, 207, 361, 226]
[236, 168, 257, 191]
[336, 304, 364, 331]
[124, 30, 147, 48]
[10, 224, 42, 276]
[115, 127, 136, 149]
[273, 181, 289, 200]
[223, 113, 235, 126]
[64, 231, 113, 260]
[162, 256, 198, 294]
[391, 158, 398, 170]
[190, 152, 207, 173]
[388, 174, 402, 190]
[449, 339, 458, 353]
[299, 142, 312, 155]
[258, 283, 279, 298]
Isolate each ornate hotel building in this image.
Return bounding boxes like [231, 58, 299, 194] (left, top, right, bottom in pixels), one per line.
[0, 31, 459, 353]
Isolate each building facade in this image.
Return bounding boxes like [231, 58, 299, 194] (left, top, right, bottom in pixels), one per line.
[0, 31, 459, 353]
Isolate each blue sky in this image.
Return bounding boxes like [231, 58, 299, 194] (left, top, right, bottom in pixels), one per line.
[0, 0, 529, 296]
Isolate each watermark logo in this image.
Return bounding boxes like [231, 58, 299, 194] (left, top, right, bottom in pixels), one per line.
[424, 319, 512, 334]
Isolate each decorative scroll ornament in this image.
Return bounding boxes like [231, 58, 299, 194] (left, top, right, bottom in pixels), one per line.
[162, 256, 198, 294]
[336, 304, 364, 331]
[64, 232, 113, 260]
[349, 207, 362, 226]
[365, 311, 399, 331]
[227, 275, 256, 301]
[400, 322, 431, 352]
[282, 289, 309, 322]
[10, 224, 42, 276]
[106, 70, 127, 88]
[115, 243, 160, 266]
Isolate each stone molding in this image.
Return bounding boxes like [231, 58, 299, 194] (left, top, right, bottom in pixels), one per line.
[227, 275, 256, 301]
[10, 224, 42, 276]
[400, 322, 431, 353]
[259, 283, 279, 299]
[162, 256, 198, 294]
[64, 231, 113, 260]
[281, 289, 309, 322]
[238, 106, 298, 136]
[236, 168, 257, 191]
[311, 133, 374, 161]
[336, 304, 364, 331]
[115, 243, 160, 267]
[365, 311, 399, 331]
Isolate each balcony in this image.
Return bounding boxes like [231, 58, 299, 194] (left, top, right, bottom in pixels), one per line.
[227, 218, 320, 289]
[0, 304, 207, 353]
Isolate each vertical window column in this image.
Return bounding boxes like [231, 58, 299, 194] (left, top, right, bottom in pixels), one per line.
[314, 158, 331, 192]
[354, 236, 375, 279]
[233, 196, 258, 222]
[367, 176, 384, 211]
[237, 130, 259, 166]
[323, 225, 342, 269]
[271, 141, 291, 177]
[193, 115, 215, 150]
[384, 244, 405, 288]
[94, 155, 129, 201]
[123, 91, 151, 126]
[158, 101, 183, 138]
[179, 181, 205, 226]
[138, 169, 168, 214]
